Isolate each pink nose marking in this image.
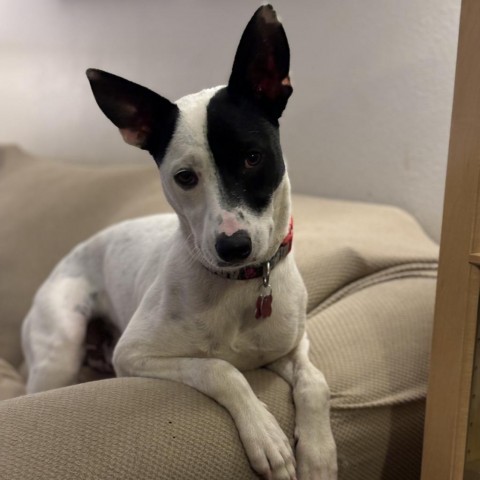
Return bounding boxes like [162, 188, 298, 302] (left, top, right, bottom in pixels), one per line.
[219, 212, 240, 237]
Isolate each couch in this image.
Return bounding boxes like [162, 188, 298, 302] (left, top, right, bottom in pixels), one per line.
[0, 145, 438, 479]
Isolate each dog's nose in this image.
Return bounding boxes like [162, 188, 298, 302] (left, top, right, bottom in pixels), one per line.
[215, 230, 252, 263]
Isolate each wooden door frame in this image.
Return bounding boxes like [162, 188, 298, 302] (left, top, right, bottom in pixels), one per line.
[421, 0, 480, 478]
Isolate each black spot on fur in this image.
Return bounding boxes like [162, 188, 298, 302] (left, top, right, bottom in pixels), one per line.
[207, 87, 285, 212]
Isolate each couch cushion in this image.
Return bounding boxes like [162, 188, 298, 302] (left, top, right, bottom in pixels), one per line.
[0, 359, 25, 401]
[0, 372, 293, 480]
[310, 276, 436, 478]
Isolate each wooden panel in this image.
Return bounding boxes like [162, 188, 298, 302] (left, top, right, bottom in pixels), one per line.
[466, 322, 480, 464]
[465, 461, 480, 480]
[421, 0, 480, 478]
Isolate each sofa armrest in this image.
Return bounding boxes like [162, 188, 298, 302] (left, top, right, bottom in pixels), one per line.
[0, 371, 294, 480]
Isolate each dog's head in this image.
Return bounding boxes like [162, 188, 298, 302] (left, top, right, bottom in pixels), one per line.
[87, 5, 293, 273]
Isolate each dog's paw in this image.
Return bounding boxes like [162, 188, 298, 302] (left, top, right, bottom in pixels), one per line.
[238, 408, 297, 480]
[295, 428, 337, 480]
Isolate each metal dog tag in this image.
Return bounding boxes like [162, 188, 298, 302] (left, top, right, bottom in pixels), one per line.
[255, 286, 273, 319]
[255, 262, 273, 319]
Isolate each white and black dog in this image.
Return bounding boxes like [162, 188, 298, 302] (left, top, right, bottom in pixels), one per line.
[22, 5, 337, 479]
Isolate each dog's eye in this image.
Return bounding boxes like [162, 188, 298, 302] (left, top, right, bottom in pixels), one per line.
[245, 151, 263, 169]
[174, 169, 198, 189]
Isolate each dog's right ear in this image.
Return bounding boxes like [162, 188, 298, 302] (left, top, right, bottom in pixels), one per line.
[86, 69, 179, 159]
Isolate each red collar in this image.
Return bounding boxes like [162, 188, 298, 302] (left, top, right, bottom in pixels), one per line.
[209, 217, 293, 281]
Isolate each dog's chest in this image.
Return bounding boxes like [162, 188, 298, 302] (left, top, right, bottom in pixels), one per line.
[154, 276, 305, 371]
[193, 312, 300, 370]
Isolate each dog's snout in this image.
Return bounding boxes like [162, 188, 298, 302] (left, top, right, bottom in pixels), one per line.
[215, 230, 252, 263]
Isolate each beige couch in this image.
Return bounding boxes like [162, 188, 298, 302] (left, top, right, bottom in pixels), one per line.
[0, 145, 438, 479]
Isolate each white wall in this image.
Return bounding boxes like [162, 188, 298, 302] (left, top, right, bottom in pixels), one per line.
[0, 0, 461, 241]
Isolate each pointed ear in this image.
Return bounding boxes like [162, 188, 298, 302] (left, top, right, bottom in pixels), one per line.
[86, 69, 179, 158]
[228, 5, 292, 121]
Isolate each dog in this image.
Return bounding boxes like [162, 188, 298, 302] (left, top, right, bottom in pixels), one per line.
[21, 5, 337, 479]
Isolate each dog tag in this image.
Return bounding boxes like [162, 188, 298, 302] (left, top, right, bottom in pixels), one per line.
[255, 286, 273, 319]
[255, 293, 273, 319]
[255, 261, 273, 319]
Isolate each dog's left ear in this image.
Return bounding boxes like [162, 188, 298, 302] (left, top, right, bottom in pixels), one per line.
[86, 68, 178, 158]
[228, 4, 292, 122]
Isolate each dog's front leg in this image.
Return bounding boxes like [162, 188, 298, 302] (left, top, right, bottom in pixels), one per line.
[113, 348, 297, 480]
[267, 334, 337, 480]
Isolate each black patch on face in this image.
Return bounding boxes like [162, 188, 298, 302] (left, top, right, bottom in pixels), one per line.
[150, 108, 179, 164]
[206, 88, 285, 212]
